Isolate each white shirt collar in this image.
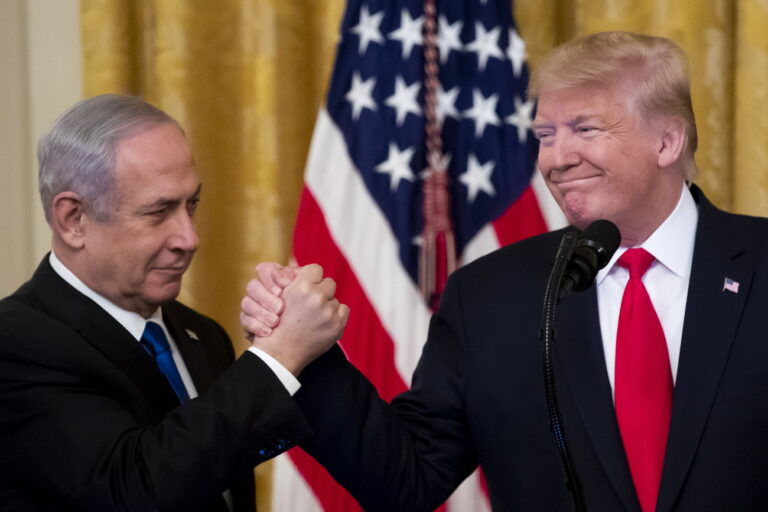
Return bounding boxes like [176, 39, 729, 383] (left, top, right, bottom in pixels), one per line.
[596, 183, 698, 283]
[49, 251, 162, 341]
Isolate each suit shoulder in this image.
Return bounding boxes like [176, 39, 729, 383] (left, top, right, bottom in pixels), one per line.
[163, 301, 228, 334]
[456, 229, 568, 279]
[162, 300, 235, 355]
[699, 203, 768, 253]
[442, 230, 569, 306]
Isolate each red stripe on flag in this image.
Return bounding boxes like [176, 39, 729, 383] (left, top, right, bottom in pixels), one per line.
[290, 187, 413, 512]
[289, 448, 361, 512]
[292, 187, 408, 400]
[491, 186, 548, 246]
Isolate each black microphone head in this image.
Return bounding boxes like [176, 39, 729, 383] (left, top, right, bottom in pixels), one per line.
[577, 219, 621, 269]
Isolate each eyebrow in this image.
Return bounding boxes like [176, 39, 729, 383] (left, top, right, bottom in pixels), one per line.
[141, 184, 202, 211]
[533, 114, 601, 131]
[565, 115, 600, 128]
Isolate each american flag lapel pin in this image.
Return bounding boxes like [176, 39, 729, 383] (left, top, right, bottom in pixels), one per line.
[723, 277, 740, 294]
[185, 328, 200, 341]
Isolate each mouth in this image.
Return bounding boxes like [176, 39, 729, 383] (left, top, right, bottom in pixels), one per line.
[552, 175, 602, 192]
[154, 264, 189, 276]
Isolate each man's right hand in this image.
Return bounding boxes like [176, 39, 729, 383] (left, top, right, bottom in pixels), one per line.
[241, 263, 349, 376]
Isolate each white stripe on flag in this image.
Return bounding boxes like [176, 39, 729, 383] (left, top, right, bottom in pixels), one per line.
[460, 224, 500, 267]
[304, 107, 432, 382]
[531, 169, 568, 231]
[446, 468, 492, 512]
[271, 454, 323, 512]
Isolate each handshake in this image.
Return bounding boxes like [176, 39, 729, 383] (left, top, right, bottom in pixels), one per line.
[240, 263, 349, 376]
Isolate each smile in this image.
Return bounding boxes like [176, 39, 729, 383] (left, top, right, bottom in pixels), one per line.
[554, 175, 602, 191]
[154, 266, 188, 275]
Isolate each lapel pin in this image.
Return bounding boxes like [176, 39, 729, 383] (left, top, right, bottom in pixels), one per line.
[722, 277, 740, 294]
[185, 328, 200, 341]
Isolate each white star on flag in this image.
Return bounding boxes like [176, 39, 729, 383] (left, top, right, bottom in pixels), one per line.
[376, 142, 416, 191]
[385, 75, 421, 126]
[460, 154, 496, 202]
[464, 88, 501, 138]
[350, 5, 385, 55]
[508, 29, 527, 77]
[436, 85, 461, 125]
[465, 21, 503, 71]
[505, 96, 535, 143]
[437, 15, 463, 64]
[345, 71, 377, 120]
[388, 9, 423, 60]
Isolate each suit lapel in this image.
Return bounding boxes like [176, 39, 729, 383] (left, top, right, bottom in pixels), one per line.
[163, 309, 217, 395]
[556, 290, 640, 512]
[31, 257, 180, 416]
[78, 308, 181, 414]
[656, 195, 753, 512]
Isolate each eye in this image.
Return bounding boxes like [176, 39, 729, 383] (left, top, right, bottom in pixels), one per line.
[576, 126, 598, 135]
[534, 131, 554, 145]
[187, 198, 200, 216]
[147, 207, 170, 217]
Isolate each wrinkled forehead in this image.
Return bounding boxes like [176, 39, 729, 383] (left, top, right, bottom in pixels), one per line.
[113, 124, 197, 200]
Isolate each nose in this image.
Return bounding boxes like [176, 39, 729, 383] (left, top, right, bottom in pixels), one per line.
[540, 133, 581, 173]
[169, 210, 200, 253]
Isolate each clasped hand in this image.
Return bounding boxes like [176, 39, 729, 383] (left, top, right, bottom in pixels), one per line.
[240, 263, 349, 376]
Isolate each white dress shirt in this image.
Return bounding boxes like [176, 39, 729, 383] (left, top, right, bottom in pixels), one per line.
[50, 251, 274, 511]
[596, 184, 698, 396]
[49, 252, 201, 398]
[49, 251, 300, 394]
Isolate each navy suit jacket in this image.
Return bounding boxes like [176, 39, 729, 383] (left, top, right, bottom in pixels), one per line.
[0, 256, 311, 511]
[295, 186, 768, 511]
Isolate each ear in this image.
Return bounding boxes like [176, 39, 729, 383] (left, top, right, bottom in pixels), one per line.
[51, 192, 87, 249]
[657, 117, 686, 169]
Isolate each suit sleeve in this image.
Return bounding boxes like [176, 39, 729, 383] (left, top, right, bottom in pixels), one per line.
[0, 303, 311, 511]
[295, 270, 479, 511]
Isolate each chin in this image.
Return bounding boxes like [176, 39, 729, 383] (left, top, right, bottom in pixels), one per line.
[146, 282, 183, 306]
[563, 210, 593, 230]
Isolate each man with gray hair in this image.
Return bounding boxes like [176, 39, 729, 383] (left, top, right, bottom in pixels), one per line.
[0, 94, 348, 511]
[243, 31, 768, 511]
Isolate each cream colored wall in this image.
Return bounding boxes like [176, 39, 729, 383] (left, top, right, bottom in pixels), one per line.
[0, 0, 82, 296]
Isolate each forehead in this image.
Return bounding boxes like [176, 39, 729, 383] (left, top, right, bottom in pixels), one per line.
[113, 123, 198, 200]
[534, 82, 633, 123]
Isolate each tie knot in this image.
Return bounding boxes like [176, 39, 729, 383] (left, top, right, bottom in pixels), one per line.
[617, 248, 655, 279]
[141, 321, 171, 357]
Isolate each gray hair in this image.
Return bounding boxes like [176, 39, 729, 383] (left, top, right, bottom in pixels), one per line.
[38, 94, 180, 222]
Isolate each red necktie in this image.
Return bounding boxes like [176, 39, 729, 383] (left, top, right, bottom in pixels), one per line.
[615, 248, 673, 512]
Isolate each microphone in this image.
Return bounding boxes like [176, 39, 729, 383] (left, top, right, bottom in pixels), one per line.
[557, 220, 621, 302]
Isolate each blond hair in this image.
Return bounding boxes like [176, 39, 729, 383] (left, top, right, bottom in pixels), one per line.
[529, 31, 698, 179]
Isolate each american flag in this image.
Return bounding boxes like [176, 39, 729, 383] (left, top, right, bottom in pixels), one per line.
[274, 0, 566, 510]
[722, 277, 739, 294]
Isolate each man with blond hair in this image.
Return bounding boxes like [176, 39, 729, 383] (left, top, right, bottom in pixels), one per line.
[242, 32, 768, 511]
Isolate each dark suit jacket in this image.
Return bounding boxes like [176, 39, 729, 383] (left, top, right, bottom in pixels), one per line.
[295, 186, 768, 511]
[0, 256, 311, 511]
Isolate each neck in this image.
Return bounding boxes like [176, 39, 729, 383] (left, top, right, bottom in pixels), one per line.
[619, 179, 686, 247]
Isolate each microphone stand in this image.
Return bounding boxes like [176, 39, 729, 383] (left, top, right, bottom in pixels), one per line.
[539, 231, 587, 512]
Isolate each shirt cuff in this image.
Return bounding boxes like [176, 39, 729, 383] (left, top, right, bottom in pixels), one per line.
[247, 346, 301, 396]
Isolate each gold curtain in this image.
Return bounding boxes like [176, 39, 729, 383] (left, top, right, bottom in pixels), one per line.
[81, 0, 768, 509]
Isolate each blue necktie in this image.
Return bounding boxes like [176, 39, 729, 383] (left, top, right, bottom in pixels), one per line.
[141, 321, 190, 403]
